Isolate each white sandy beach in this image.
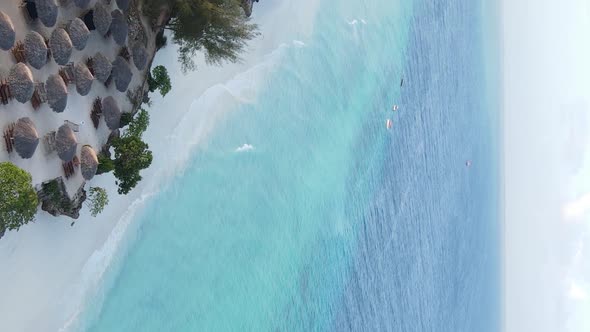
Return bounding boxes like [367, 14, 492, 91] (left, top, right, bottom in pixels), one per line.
[0, 1, 320, 331]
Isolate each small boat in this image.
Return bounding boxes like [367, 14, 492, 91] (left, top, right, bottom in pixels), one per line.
[400, 78, 404, 87]
[465, 160, 472, 167]
[386, 119, 392, 129]
[392, 105, 399, 111]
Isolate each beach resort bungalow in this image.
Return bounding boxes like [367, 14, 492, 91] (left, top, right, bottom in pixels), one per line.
[24, 31, 49, 70]
[111, 56, 132, 92]
[0, 11, 16, 51]
[54, 123, 77, 162]
[7, 117, 40, 159]
[101, 96, 121, 130]
[45, 74, 68, 113]
[110, 9, 128, 46]
[80, 145, 98, 181]
[82, 2, 111, 36]
[48, 28, 73, 66]
[68, 18, 90, 51]
[86, 52, 112, 84]
[73, 62, 94, 96]
[8, 63, 35, 104]
[22, 0, 58, 28]
[131, 43, 148, 70]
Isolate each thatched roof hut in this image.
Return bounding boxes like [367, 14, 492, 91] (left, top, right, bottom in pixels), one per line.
[74, 63, 93, 96]
[101, 96, 121, 130]
[73, 0, 90, 9]
[45, 74, 67, 113]
[93, 2, 111, 36]
[24, 31, 48, 70]
[68, 18, 90, 51]
[116, 0, 130, 11]
[110, 10, 128, 46]
[8, 63, 34, 103]
[0, 11, 15, 51]
[48, 28, 73, 66]
[32, 0, 58, 28]
[13, 117, 39, 159]
[90, 52, 112, 83]
[111, 56, 132, 92]
[56, 124, 77, 161]
[80, 145, 98, 180]
[131, 43, 147, 70]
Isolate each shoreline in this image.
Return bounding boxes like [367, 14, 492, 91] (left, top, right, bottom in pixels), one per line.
[0, 1, 322, 331]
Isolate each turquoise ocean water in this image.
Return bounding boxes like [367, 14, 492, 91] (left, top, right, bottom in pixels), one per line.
[81, 0, 501, 330]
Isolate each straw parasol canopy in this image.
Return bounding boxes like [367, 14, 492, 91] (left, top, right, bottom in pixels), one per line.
[91, 52, 112, 83]
[131, 43, 147, 70]
[80, 145, 98, 180]
[73, 0, 91, 9]
[110, 10, 128, 46]
[68, 18, 90, 51]
[34, 0, 58, 28]
[13, 117, 39, 159]
[0, 11, 15, 51]
[116, 0, 130, 11]
[48, 28, 73, 66]
[8, 63, 34, 103]
[111, 56, 132, 92]
[74, 63, 94, 96]
[45, 74, 68, 113]
[101, 96, 121, 130]
[56, 124, 77, 161]
[24, 31, 48, 70]
[93, 2, 112, 36]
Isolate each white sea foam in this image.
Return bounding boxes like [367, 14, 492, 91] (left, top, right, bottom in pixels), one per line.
[236, 144, 255, 152]
[293, 40, 306, 47]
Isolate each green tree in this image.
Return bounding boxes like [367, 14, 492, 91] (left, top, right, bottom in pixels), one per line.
[148, 65, 172, 97]
[86, 187, 109, 217]
[112, 136, 153, 195]
[96, 153, 115, 174]
[126, 109, 150, 138]
[161, 0, 259, 71]
[0, 162, 38, 232]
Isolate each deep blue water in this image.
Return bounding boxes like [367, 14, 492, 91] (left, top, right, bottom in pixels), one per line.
[81, 0, 500, 331]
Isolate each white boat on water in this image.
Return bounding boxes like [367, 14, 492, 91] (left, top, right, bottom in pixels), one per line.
[386, 119, 392, 129]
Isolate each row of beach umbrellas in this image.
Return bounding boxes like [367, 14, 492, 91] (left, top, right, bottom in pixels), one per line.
[1, 13, 144, 70]
[10, 117, 100, 180]
[19, 0, 129, 29]
[0, 5, 130, 50]
[6, 55, 132, 107]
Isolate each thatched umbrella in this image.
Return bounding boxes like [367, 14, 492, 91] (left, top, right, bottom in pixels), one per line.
[68, 18, 90, 51]
[131, 43, 147, 70]
[24, 31, 48, 70]
[13, 117, 39, 159]
[48, 28, 73, 66]
[116, 0, 130, 11]
[8, 63, 34, 103]
[101, 96, 121, 130]
[90, 52, 112, 83]
[56, 124, 77, 161]
[80, 145, 98, 180]
[73, 0, 90, 9]
[110, 10, 128, 46]
[93, 2, 111, 36]
[111, 56, 132, 92]
[45, 74, 68, 113]
[74, 62, 93, 96]
[33, 0, 58, 28]
[0, 11, 15, 51]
